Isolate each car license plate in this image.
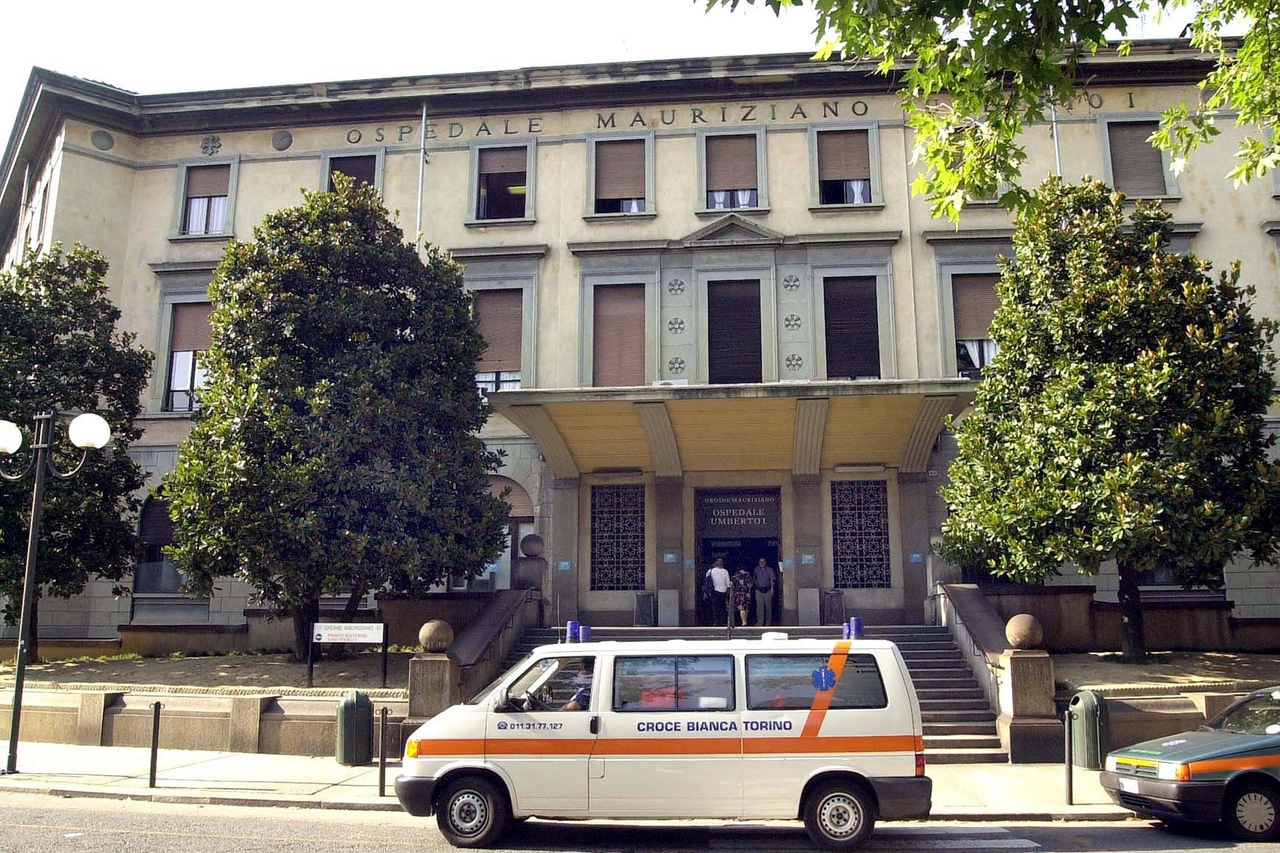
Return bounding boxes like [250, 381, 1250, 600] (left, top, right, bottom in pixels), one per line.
[1119, 777, 1139, 793]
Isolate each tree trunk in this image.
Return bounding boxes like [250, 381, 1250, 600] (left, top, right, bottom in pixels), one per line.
[1116, 560, 1146, 662]
[290, 597, 320, 663]
[27, 598, 40, 665]
[328, 585, 368, 660]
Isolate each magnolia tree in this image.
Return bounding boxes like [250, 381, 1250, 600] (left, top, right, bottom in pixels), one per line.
[713, 0, 1280, 219]
[0, 245, 151, 662]
[941, 178, 1280, 660]
[164, 178, 509, 659]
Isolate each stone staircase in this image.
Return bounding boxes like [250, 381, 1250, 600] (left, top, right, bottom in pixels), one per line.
[499, 624, 1007, 764]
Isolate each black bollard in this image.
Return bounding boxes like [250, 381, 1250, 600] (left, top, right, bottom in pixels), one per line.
[1064, 710, 1074, 805]
[149, 701, 164, 789]
[378, 706, 390, 797]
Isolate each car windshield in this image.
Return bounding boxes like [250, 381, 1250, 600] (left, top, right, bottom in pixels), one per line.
[464, 652, 533, 705]
[1207, 690, 1280, 735]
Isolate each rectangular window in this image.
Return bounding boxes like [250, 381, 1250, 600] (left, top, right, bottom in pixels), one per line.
[166, 302, 212, 411]
[824, 276, 880, 379]
[952, 273, 1001, 378]
[473, 289, 523, 392]
[590, 484, 645, 591]
[327, 155, 377, 191]
[746, 654, 886, 710]
[707, 280, 762, 384]
[182, 165, 230, 235]
[831, 480, 891, 589]
[593, 284, 646, 386]
[817, 130, 872, 205]
[705, 134, 758, 209]
[477, 146, 529, 220]
[594, 139, 646, 214]
[1107, 121, 1168, 197]
[612, 655, 735, 712]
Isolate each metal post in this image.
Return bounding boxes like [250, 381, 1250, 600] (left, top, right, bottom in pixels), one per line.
[1064, 710, 1075, 805]
[378, 706, 389, 797]
[380, 627, 388, 690]
[149, 701, 163, 788]
[306, 631, 314, 689]
[3, 413, 51, 776]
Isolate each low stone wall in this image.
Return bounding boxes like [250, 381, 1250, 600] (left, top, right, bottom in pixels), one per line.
[0, 688, 409, 758]
[119, 624, 249, 657]
[0, 638, 123, 663]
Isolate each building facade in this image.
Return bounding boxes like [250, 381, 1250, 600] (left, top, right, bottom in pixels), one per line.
[3, 45, 1280, 641]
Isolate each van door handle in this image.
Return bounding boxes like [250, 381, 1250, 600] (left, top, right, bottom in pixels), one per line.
[590, 715, 599, 734]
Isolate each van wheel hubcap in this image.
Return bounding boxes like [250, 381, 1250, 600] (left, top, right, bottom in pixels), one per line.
[818, 792, 862, 839]
[1236, 792, 1276, 833]
[448, 791, 489, 836]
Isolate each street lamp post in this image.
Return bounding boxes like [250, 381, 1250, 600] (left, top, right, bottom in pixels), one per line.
[0, 410, 112, 775]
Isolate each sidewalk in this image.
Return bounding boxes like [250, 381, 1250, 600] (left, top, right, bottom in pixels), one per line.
[0, 739, 1133, 821]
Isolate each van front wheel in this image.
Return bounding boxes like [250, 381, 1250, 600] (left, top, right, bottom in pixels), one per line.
[435, 776, 509, 848]
[804, 780, 875, 851]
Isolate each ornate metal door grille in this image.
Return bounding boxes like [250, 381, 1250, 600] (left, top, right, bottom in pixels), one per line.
[590, 484, 646, 590]
[831, 480, 890, 589]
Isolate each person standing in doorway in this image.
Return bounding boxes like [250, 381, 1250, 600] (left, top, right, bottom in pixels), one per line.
[731, 563, 755, 627]
[707, 557, 731, 627]
[753, 557, 777, 626]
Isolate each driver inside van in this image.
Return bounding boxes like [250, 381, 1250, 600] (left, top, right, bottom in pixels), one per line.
[561, 657, 595, 710]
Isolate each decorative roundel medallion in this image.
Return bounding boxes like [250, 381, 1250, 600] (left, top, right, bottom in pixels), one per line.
[783, 314, 802, 331]
[782, 274, 801, 292]
[667, 317, 686, 334]
[90, 130, 114, 151]
[785, 353, 804, 371]
[667, 357, 687, 374]
[201, 135, 223, 156]
[271, 130, 294, 151]
[666, 278, 686, 296]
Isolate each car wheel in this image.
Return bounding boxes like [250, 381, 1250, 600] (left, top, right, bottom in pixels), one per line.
[435, 776, 509, 848]
[803, 779, 876, 851]
[1225, 781, 1280, 842]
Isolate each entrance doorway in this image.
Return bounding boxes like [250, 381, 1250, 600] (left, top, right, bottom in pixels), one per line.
[694, 488, 782, 626]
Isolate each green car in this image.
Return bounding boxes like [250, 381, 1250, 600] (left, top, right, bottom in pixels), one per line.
[1100, 686, 1280, 841]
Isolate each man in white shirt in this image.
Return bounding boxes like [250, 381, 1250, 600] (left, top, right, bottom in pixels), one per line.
[707, 558, 731, 627]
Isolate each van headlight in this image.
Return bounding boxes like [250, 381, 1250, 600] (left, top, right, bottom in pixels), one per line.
[1157, 762, 1190, 781]
[1104, 755, 1118, 772]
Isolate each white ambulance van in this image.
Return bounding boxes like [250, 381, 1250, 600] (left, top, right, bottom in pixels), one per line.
[396, 634, 932, 850]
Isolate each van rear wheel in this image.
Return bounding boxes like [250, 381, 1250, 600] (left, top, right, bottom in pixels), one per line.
[803, 780, 875, 850]
[435, 775, 509, 848]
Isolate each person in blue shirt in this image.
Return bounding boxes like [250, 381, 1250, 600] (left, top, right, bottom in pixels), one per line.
[562, 657, 594, 710]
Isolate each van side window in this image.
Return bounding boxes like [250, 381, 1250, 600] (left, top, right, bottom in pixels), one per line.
[612, 655, 735, 712]
[745, 654, 887, 711]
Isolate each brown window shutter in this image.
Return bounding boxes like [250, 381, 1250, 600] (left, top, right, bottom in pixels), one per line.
[824, 277, 880, 379]
[1108, 122, 1166, 196]
[474, 289, 524, 372]
[487, 475, 535, 517]
[171, 302, 213, 351]
[952, 274, 1001, 340]
[593, 284, 646, 387]
[707, 280, 762, 384]
[705, 135, 758, 191]
[479, 147, 528, 175]
[595, 139, 646, 200]
[139, 499, 175, 545]
[186, 165, 230, 197]
[329, 155, 376, 187]
[817, 130, 871, 181]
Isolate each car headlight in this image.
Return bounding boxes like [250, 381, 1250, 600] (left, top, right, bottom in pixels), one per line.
[1157, 762, 1190, 781]
[1105, 755, 1119, 772]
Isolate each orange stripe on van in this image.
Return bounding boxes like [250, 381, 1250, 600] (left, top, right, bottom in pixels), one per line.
[744, 734, 917, 754]
[801, 640, 851, 739]
[1189, 754, 1280, 775]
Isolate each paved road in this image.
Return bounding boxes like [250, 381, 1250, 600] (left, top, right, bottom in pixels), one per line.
[0, 792, 1272, 853]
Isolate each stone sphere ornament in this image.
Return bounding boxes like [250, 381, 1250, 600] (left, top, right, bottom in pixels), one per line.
[1005, 613, 1044, 650]
[418, 619, 455, 652]
[520, 533, 544, 558]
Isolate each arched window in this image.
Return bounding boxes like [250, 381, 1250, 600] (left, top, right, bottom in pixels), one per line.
[450, 476, 536, 592]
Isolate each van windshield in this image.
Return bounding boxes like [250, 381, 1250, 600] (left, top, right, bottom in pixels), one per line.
[464, 652, 533, 704]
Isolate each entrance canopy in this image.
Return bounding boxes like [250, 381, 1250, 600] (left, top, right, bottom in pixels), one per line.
[490, 380, 974, 478]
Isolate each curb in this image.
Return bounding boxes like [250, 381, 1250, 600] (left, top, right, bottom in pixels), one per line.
[0, 781, 1134, 820]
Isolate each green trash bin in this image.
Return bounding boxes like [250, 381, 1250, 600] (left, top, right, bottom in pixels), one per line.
[336, 690, 374, 766]
[1068, 689, 1109, 770]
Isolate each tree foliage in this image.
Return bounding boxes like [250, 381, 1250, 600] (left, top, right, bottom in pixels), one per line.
[940, 178, 1280, 659]
[713, 0, 1280, 219]
[0, 245, 151, 659]
[164, 178, 509, 658]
